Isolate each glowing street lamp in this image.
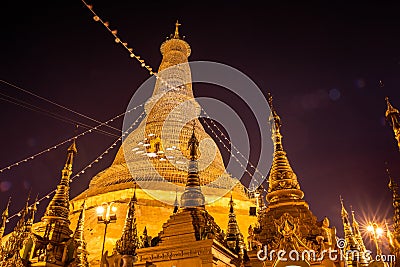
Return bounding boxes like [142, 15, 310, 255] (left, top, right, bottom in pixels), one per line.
[367, 223, 384, 256]
[97, 202, 117, 261]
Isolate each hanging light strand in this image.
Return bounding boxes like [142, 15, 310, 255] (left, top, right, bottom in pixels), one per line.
[0, 79, 121, 134]
[0, 103, 144, 175]
[81, 1, 156, 77]
[200, 110, 266, 192]
[0, 91, 119, 138]
[6, 110, 146, 222]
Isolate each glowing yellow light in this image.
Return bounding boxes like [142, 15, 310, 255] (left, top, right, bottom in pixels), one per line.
[96, 206, 105, 216]
[111, 206, 117, 213]
[367, 225, 374, 232]
[376, 227, 384, 237]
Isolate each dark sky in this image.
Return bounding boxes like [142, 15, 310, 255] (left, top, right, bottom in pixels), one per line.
[1, 1, 400, 241]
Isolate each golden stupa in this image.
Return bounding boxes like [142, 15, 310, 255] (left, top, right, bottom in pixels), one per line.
[68, 23, 258, 265]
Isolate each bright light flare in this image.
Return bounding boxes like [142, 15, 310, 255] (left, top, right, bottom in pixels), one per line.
[376, 227, 384, 237]
[367, 225, 374, 233]
[96, 206, 105, 216]
[111, 206, 117, 213]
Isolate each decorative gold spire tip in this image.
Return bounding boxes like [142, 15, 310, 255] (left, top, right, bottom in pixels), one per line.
[173, 20, 181, 39]
[267, 92, 273, 109]
[68, 138, 78, 154]
[229, 194, 235, 213]
[385, 96, 400, 118]
[2, 197, 11, 217]
[133, 184, 137, 202]
[188, 121, 199, 160]
[267, 92, 281, 132]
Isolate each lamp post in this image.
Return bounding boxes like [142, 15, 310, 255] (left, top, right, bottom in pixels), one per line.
[96, 202, 117, 261]
[367, 223, 384, 256]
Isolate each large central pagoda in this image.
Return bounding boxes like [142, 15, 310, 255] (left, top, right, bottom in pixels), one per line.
[69, 23, 257, 265]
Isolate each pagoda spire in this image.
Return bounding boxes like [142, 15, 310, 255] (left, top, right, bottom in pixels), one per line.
[73, 201, 89, 267]
[173, 20, 181, 39]
[116, 190, 140, 257]
[340, 197, 354, 238]
[350, 207, 366, 251]
[141, 226, 150, 248]
[150, 20, 192, 98]
[385, 97, 400, 150]
[18, 194, 30, 232]
[0, 197, 11, 241]
[340, 196, 361, 267]
[387, 167, 400, 235]
[173, 189, 179, 214]
[25, 139, 78, 266]
[225, 195, 245, 261]
[180, 123, 205, 207]
[25, 195, 38, 233]
[42, 139, 77, 224]
[351, 207, 370, 266]
[265, 93, 303, 203]
[0, 196, 30, 262]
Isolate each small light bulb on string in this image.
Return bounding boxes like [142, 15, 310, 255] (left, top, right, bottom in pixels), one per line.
[93, 16, 100, 21]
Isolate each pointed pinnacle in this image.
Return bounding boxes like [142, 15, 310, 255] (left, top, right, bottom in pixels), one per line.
[173, 20, 181, 39]
[385, 96, 400, 118]
[68, 138, 78, 154]
[340, 195, 348, 216]
[2, 197, 11, 217]
[133, 184, 137, 203]
[229, 194, 235, 214]
[188, 121, 199, 160]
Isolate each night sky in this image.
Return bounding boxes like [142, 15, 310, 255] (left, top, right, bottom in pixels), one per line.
[1, 1, 400, 241]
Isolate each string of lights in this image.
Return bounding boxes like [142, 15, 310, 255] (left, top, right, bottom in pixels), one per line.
[0, 92, 119, 138]
[0, 79, 121, 133]
[199, 115, 266, 192]
[6, 110, 146, 222]
[81, 1, 183, 93]
[0, 103, 144, 175]
[81, 1, 156, 77]
[200, 109, 266, 185]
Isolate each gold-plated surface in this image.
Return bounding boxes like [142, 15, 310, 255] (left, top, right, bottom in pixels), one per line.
[73, 202, 89, 267]
[0, 198, 10, 243]
[266, 93, 303, 204]
[180, 126, 206, 207]
[115, 191, 140, 257]
[248, 99, 341, 266]
[385, 97, 400, 150]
